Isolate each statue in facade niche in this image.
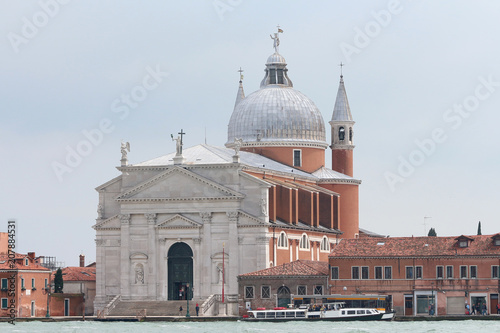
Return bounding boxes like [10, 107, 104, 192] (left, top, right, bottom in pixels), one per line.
[135, 264, 144, 284]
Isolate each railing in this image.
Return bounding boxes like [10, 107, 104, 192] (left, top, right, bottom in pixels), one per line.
[100, 294, 121, 318]
[136, 309, 147, 320]
[202, 294, 217, 315]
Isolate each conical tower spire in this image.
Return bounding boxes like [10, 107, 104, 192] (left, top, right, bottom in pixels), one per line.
[329, 69, 355, 177]
[331, 74, 353, 122]
[234, 67, 245, 109]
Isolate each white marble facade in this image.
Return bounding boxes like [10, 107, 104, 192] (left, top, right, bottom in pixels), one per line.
[93, 160, 271, 310]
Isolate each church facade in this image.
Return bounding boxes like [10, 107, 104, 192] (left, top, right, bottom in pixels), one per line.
[93, 31, 361, 314]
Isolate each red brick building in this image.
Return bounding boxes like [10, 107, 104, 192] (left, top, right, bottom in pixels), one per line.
[328, 234, 500, 316]
[237, 260, 329, 315]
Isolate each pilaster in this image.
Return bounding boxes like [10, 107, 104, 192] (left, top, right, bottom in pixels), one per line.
[119, 214, 131, 298]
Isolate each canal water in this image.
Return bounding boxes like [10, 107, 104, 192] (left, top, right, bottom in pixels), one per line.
[2, 320, 500, 332]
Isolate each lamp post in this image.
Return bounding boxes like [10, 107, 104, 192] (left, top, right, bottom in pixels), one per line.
[186, 283, 190, 317]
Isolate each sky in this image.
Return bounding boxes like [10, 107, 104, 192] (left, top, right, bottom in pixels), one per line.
[1, 0, 500, 266]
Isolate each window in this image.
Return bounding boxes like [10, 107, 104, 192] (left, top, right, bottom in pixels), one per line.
[459, 240, 468, 248]
[269, 69, 276, 84]
[436, 266, 444, 279]
[261, 286, 271, 299]
[1, 298, 7, 309]
[314, 285, 323, 295]
[45, 279, 48, 289]
[375, 266, 383, 280]
[406, 267, 413, 279]
[352, 266, 360, 279]
[21, 278, 25, 290]
[349, 127, 353, 141]
[470, 266, 477, 279]
[331, 267, 339, 280]
[297, 285, 306, 295]
[361, 266, 369, 279]
[446, 265, 453, 279]
[384, 266, 392, 279]
[277, 69, 284, 84]
[1, 278, 7, 290]
[492, 265, 500, 279]
[415, 266, 423, 279]
[277, 232, 288, 248]
[25, 258, 29, 266]
[293, 150, 302, 167]
[339, 127, 345, 140]
[244, 286, 254, 299]
[460, 265, 467, 279]
[31, 278, 35, 289]
[320, 237, 329, 252]
[299, 234, 310, 250]
[495, 238, 500, 246]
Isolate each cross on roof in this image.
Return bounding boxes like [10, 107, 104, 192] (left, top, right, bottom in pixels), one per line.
[238, 67, 244, 82]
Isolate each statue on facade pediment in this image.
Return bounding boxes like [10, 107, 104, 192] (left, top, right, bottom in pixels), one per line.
[97, 204, 104, 219]
[233, 137, 243, 156]
[260, 198, 267, 216]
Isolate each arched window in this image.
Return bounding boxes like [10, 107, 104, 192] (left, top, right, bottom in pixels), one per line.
[349, 127, 353, 142]
[277, 231, 288, 248]
[339, 127, 345, 141]
[320, 236, 329, 252]
[299, 234, 310, 250]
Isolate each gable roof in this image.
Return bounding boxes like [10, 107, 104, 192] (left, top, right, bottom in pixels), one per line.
[330, 234, 500, 258]
[53, 266, 96, 282]
[239, 260, 329, 278]
[133, 144, 358, 182]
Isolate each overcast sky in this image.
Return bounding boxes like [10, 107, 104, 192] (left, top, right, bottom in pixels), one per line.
[1, 1, 499, 266]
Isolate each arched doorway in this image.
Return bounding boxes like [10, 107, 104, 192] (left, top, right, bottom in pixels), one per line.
[167, 242, 193, 300]
[277, 286, 291, 308]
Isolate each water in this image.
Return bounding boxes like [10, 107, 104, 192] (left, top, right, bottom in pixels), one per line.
[2, 320, 500, 333]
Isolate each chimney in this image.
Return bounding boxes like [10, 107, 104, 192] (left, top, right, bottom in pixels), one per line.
[79, 254, 85, 267]
[28, 252, 35, 259]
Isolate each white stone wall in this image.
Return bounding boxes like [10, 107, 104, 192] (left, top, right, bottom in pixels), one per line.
[94, 164, 270, 312]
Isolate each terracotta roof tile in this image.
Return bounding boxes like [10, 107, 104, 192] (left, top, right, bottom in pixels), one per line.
[52, 266, 96, 281]
[0, 253, 50, 271]
[329, 234, 500, 258]
[239, 260, 329, 277]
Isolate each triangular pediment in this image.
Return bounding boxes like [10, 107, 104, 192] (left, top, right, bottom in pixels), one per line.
[92, 215, 121, 230]
[237, 210, 267, 226]
[116, 166, 244, 201]
[157, 214, 202, 229]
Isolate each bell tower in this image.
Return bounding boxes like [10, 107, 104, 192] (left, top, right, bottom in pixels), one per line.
[330, 72, 355, 177]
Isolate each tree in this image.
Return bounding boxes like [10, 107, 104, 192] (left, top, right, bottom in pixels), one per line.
[54, 268, 63, 293]
[477, 221, 482, 235]
[428, 228, 437, 237]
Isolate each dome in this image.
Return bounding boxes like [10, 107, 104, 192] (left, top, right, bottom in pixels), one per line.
[226, 86, 327, 148]
[266, 52, 287, 65]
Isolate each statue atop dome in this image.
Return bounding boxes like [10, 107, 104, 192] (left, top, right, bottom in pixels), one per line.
[270, 25, 283, 53]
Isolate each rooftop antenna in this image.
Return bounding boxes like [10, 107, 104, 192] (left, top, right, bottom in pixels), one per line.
[339, 62, 344, 78]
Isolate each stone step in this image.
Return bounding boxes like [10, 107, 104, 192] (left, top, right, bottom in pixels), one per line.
[109, 300, 204, 317]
